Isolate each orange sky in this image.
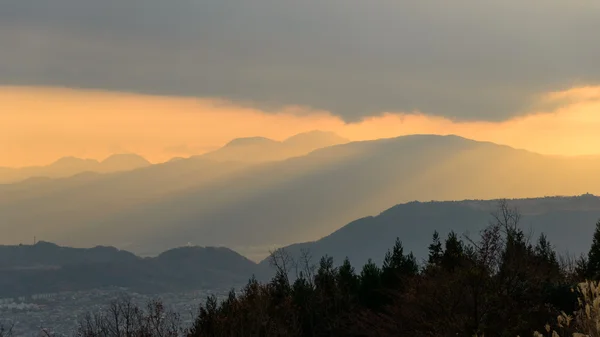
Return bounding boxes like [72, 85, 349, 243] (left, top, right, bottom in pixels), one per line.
[2, 85, 600, 167]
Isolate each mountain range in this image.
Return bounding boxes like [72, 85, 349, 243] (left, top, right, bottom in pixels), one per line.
[201, 130, 349, 163]
[2, 194, 600, 298]
[0, 130, 348, 185]
[2, 133, 600, 260]
[0, 154, 151, 184]
[263, 194, 600, 268]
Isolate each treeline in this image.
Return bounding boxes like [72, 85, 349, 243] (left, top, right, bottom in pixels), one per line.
[184, 202, 587, 337]
[7, 201, 600, 336]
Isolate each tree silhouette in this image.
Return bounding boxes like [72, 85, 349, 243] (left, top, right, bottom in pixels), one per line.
[72, 203, 592, 337]
[427, 230, 443, 266]
[587, 220, 600, 279]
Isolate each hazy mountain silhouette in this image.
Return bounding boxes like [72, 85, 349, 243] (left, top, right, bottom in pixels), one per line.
[0, 242, 263, 297]
[3, 135, 600, 260]
[0, 154, 151, 183]
[0, 240, 138, 270]
[0, 156, 251, 246]
[98, 154, 151, 172]
[0, 130, 343, 184]
[200, 130, 349, 163]
[225, 136, 279, 148]
[283, 130, 350, 149]
[259, 194, 600, 268]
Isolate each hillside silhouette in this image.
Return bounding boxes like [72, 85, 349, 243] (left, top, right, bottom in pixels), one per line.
[2, 135, 600, 258]
[261, 194, 600, 268]
[0, 154, 150, 184]
[12, 202, 600, 337]
[0, 242, 264, 298]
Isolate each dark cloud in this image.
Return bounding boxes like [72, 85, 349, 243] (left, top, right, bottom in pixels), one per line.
[1, 0, 599, 121]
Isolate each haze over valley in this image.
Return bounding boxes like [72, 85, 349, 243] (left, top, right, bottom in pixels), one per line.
[2, 133, 600, 261]
[4, 0, 600, 335]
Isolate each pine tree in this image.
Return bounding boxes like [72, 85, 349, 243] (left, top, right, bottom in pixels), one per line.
[359, 259, 382, 309]
[587, 220, 600, 279]
[337, 257, 359, 299]
[428, 230, 443, 266]
[315, 255, 337, 297]
[292, 272, 315, 335]
[382, 237, 405, 271]
[534, 233, 560, 279]
[402, 252, 419, 276]
[270, 268, 291, 303]
[535, 234, 554, 261]
[382, 238, 418, 289]
[441, 231, 464, 270]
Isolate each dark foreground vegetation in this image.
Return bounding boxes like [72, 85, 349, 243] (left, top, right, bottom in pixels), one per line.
[6, 201, 600, 336]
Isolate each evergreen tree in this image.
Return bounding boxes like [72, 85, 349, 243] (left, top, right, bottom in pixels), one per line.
[535, 234, 556, 263]
[337, 257, 359, 299]
[381, 238, 418, 292]
[382, 237, 405, 270]
[534, 233, 560, 279]
[428, 230, 443, 266]
[494, 226, 546, 335]
[270, 268, 291, 303]
[359, 259, 382, 309]
[292, 273, 315, 335]
[314, 255, 338, 314]
[442, 231, 465, 270]
[315, 255, 337, 292]
[588, 220, 600, 279]
[402, 252, 419, 276]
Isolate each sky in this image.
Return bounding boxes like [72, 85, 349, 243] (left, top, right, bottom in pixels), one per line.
[2, 85, 600, 167]
[2, 0, 600, 166]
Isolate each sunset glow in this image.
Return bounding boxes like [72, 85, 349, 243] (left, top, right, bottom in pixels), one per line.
[2, 85, 600, 167]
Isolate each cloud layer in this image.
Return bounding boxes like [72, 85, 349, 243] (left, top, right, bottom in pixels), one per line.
[2, 0, 599, 121]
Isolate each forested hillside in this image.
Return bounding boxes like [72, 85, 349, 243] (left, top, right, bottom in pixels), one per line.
[0, 243, 265, 297]
[12, 202, 600, 337]
[267, 194, 600, 268]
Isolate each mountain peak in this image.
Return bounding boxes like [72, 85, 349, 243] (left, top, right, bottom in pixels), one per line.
[33, 240, 60, 248]
[101, 153, 149, 165]
[283, 130, 349, 146]
[203, 132, 348, 163]
[51, 156, 98, 167]
[224, 137, 279, 148]
[100, 154, 151, 171]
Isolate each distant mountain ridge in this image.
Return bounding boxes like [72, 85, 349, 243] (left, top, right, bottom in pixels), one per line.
[260, 194, 600, 268]
[0, 240, 138, 270]
[200, 130, 349, 163]
[2, 195, 600, 298]
[224, 136, 278, 148]
[0, 154, 151, 183]
[0, 131, 346, 183]
[91, 134, 600, 257]
[0, 241, 265, 298]
[3, 134, 600, 259]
